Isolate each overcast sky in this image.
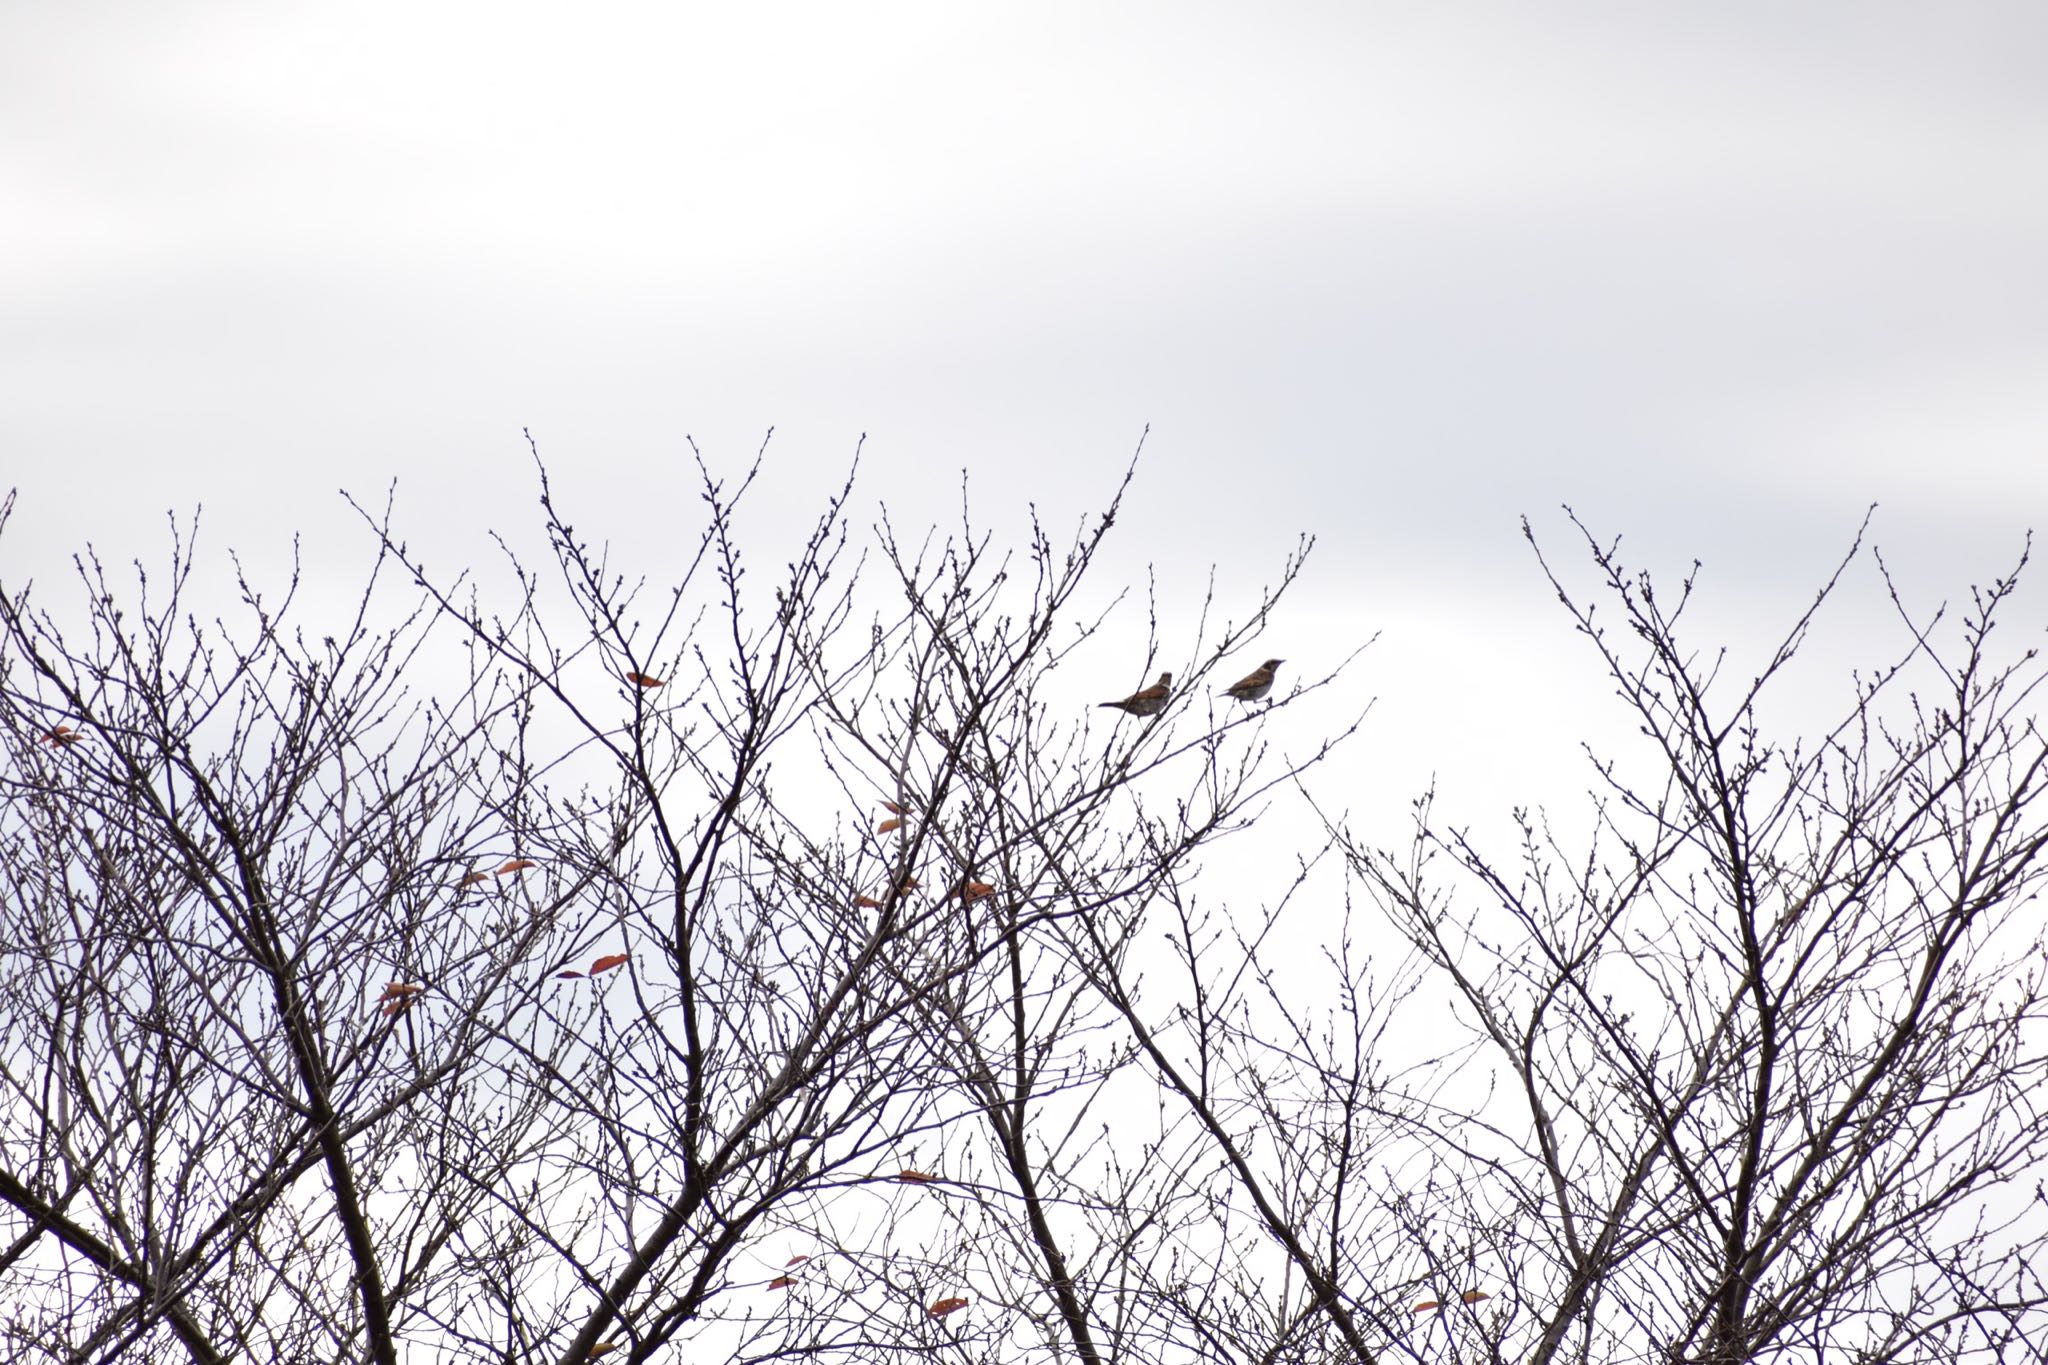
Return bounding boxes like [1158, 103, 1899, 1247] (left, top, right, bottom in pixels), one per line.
[6, 1, 2046, 830]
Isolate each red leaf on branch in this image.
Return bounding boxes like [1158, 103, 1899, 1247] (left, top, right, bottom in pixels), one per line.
[590, 953, 628, 975]
[877, 817, 903, 834]
[42, 726, 82, 746]
[896, 1169, 938, 1184]
[626, 672, 664, 688]
[880, 800, 905, 815]
[929, 1297, 969, 1319]
[496, 859, 536, 875]
[857, 878, 919, 907]
[767, 1276, 794, 1290]
[457, 871, 491, 886]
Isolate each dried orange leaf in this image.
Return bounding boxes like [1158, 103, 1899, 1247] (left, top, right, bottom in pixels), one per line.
[626, 672, 665, 688]
[457, 870, 491, 886]
[496, 859, 537, 876]
[1461, 1290, 1491, 1304]
[555, 970, 585, 980]
[1412, 1301, 1441, 1314]
[855, 895, 883, 908]
[929, 1296, 970, 1319]
[896, 1169, 938, 1184]
[42, 726, 82, 746]
[590, 953, 629, 975]
[876, 817, 903, 834]
[767, 1276, 795, 1290]
[587, 1344, 619, 1360]
[785, 1254, 811, 1266]
[880, 800, 905, 815]
[961, 881, 995, 903]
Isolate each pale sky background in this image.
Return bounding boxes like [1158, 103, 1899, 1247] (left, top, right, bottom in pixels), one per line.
[5, 1, 2047, 839]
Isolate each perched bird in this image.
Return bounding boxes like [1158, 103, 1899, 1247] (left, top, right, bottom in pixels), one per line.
[1221, 659, 1284, 702]
[1099, 672, 1172, 717]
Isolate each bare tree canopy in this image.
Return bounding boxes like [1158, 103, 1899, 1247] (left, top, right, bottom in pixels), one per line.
[2, 447, 2044, 1365]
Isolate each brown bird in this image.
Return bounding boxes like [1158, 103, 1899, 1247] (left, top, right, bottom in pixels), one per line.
[1099, 671, 1172, 717]
[1221, 659, 1284, 702]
